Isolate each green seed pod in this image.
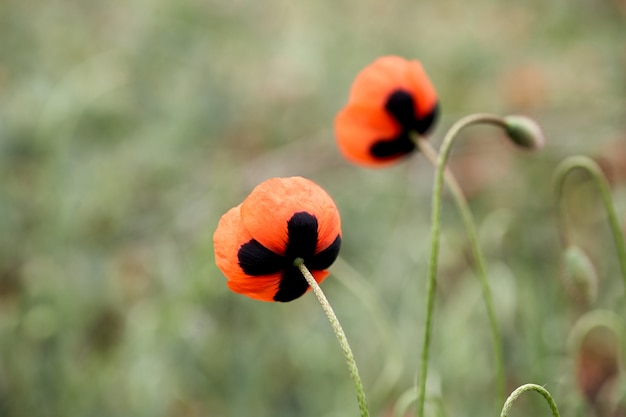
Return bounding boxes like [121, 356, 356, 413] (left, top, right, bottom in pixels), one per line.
[503, 115, 545, 150]
[560, 245, 599, 306]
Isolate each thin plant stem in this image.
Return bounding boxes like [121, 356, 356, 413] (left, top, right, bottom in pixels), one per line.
[415, 135, 505, 404]
[333, 256, 404, 397]
[500, 384, 561, 417]
[553, 155, 626, 290]
[416, 113, 511, 417]
[294, 258, 370, 417]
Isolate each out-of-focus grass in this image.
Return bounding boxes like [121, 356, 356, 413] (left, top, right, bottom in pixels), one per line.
[0, 0, 625, 416]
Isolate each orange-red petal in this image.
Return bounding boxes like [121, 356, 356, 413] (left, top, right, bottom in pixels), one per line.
[240, 177, 341, 255]
[348, 55, 438, 119]
[213, 207, 288, 302]
[213, 205, 254, 282]
[404, 60, 438, 119]
[227, 269, 330, 302]
[227, 272, 282, 302]
[335, 103, 405, 167]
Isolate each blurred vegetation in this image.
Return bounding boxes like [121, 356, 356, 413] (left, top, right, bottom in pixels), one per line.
[0, 0, 625, 416]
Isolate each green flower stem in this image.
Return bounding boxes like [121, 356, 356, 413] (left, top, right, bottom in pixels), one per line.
[333, 256, 404, 397]
[294, 258, 370, 417]
[500, 384, 560, 417]
[553, 155, 626, 289]
[415, 135, 505, 403]
[415, 114, 512, 417]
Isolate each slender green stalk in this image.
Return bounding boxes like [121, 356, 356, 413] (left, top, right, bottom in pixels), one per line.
[294, 258, 370, 417]
[500, 384, 560, 417]
[416, 114, 513, 417]
[415, 135, 505, 404]
[333, 256, 404, 397]
[553, 155, 626, 289]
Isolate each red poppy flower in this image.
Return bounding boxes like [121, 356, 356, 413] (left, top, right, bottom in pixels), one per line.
[213, 177, 342, 302]
[335, 55, 439, 167]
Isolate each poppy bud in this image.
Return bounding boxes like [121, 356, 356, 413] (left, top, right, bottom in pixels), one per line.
[502, 115, 545, 150]
[570, 311, 624, 414]
[560, 245, 599, 306]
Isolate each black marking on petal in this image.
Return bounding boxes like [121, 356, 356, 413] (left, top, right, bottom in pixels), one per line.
[284, 212, 319, 261]
[385, 90, 417, 131]
[238, 239, 286, 275]
[307, 235, 342, 271]
[415, 103, 439, 135]
[370, 90, 439, 159]
[273, 213, 339, 302]
[273, 266, 309, 302]
[238, 212, 336, 302]
[370, 132, 415, 158]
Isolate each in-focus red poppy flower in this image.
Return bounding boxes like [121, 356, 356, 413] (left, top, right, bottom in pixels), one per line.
[335, 55, 439, 167]
[213, 177, 342, 302]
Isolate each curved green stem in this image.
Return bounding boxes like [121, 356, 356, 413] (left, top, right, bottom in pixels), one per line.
[553, 155, 626, 290]
[500, 384, 560, 417]
[415, 136, 505, 405]
[333, 256, 404, 397]
[568, 309, 624, 353]
[416, 113, 512, 417]
[294, 258, 370, 417]
[394, 388, 448, 417]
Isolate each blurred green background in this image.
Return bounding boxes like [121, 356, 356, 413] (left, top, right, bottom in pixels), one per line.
[1, 0, 625, 416]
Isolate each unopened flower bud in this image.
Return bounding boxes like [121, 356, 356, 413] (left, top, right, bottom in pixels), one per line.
[503, 115, 545, 150]
[569, 311, 623, 407]
[560, 245, 599, 306]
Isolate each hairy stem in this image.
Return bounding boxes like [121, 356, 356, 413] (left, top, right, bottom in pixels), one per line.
[333, 256, 404, 397]
[294, 258, 369, 417]
[415, 114, 510, 417]
[500, 384, 560, 417]
[415, 136, 505, 404]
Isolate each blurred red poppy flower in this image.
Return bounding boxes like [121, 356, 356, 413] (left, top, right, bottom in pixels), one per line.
[335, 55, 439, 167]
[213, 177, 342, 302]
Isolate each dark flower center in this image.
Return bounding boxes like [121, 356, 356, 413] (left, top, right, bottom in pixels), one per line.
[370, 89, 439, 159]
[237, 211, 341, 302]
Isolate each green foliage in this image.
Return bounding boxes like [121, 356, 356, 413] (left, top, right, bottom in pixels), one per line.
[0, 0, 625, 416]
